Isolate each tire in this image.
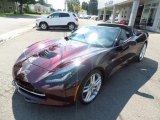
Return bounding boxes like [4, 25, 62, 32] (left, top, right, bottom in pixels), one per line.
[135, 43, 147, 62]
[40, 22, 48, 30]
[78, 70, 103, 104]
[68, 23, 75, 31]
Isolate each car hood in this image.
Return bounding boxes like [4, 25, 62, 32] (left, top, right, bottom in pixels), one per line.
[21, 38, 106, 71]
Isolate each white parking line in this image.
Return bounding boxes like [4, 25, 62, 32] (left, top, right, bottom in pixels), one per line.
[0, 24, 34, 44]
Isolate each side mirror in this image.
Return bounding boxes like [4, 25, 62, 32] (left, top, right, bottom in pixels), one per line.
[135, 30, 142, 36]
[117, 40, 136, 50]
[64, 36, 69, 41]
[135, 32, 141, 36]
[116, 40, 126, 51]
[118, 38, 126, 46]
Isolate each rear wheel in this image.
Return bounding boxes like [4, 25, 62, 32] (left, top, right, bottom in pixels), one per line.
[78, 70, 103, 104]
[135, 43, 147, 62]
[68, 23, 75, 31]
[40, 22, 48, 30]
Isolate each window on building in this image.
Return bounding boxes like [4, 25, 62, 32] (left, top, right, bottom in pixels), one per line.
[140, 2, 159, 27]
[9, 6, 13, 10]
[147, 7, 157, 26]
[157, 18, 160, 31]
[152, 3, 158, 7]
[122, 11, 124, 18]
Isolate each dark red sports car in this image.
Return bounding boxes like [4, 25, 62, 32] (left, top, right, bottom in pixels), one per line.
[12, 24, 149, 106]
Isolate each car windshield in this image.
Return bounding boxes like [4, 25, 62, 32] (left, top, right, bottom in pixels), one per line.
[69, 26, 120, 48]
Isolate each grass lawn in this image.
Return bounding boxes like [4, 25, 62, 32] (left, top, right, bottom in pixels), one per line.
[0, 13, 43, 17]
[0, 13, 21, 17]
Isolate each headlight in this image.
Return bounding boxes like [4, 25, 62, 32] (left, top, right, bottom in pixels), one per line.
[45, 65, 76, 83]
[45, 58, 83, 83]
[45, 71, 73, 83]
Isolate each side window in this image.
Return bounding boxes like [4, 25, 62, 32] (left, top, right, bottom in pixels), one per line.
[133, 28, 137, 34]
[60, 13, 70, 17]
[50, 13, 60, 18]
[119, 29, 128, 44]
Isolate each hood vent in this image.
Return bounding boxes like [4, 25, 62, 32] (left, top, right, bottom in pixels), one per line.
[39, 49, 57, 59]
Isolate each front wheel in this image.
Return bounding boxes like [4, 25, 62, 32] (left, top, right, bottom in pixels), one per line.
[135, 43, 147, 62]
[40, 22, 48, 30]
[78, 70, 103, 104]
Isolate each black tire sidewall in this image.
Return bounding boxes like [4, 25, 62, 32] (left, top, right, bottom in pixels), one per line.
[40, 22, 48, 30]
[68, 23, 75, 31]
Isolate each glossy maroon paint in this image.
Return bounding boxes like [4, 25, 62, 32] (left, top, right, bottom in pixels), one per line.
[13, 24, 148, 105]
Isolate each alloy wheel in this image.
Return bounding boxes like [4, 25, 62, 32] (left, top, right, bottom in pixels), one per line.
[40, 23, 47, 30]
[68, 24, 75, 31]
[82, 73, 102, 103]
[139, 43, 147, 61]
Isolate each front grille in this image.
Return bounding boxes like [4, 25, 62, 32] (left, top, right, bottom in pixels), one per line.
[15, 79, 44, 96]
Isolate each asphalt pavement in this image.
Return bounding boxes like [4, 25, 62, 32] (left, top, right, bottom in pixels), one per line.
[0, 15, 41, 35]
[0, 15, 42, 43]
[0, 19, 160, 120]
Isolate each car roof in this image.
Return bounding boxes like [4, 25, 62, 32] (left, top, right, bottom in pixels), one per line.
[53, 11, 76, 14]
[53, 11, 68, 13]
[98, 23, 133, 36]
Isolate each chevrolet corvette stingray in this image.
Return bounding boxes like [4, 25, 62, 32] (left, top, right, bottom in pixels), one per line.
[12, 24, 148, 105]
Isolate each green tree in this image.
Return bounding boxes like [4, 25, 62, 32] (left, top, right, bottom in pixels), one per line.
[81, 1, 88, 11]
[66, 0, 80, 13]
[15, 0, 36, 14]
[67, 1, 74, 12]
[39, 0, 45, 5]
[88, 0, 98, 15]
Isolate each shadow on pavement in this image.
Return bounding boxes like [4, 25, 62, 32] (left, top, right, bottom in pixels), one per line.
[36, 28, 71, 33]
[12, 57, 158, 120]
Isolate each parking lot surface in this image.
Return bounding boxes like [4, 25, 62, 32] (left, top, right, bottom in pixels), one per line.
[0, 19, 160, 120]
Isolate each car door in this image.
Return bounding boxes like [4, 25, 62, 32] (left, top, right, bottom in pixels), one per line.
[116, 29, 133, 62]
[47, 13, 61, 26]
[107, 29, 135, 76]
[59, 13, 70, 26]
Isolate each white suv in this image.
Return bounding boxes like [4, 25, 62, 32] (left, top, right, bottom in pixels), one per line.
[36, 12, 79, 30]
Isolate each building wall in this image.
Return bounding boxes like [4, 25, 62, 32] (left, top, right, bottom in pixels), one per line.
[0, 0, 16, 13]
[118, 6, 131, 21]
[98, 0, 133, 9]
[29, 3, 51, 14]
[98, 0, 160, 32]
[140, 0, 160, 31]
[28, 4, 35, 12]
[98, 0, 106, 9]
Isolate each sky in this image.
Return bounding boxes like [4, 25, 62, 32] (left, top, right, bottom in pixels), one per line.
[48, 0, 89, 10]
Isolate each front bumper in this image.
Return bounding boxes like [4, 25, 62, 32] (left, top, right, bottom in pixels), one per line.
[12, 80, 76, 106]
